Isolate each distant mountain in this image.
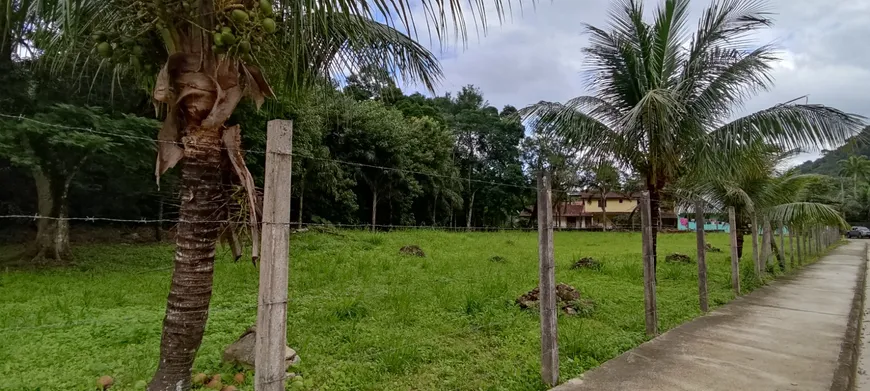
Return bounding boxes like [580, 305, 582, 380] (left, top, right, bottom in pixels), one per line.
[796, 126, 870, 175]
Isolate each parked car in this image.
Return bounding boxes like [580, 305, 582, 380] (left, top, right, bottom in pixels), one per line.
[846, 226, 870, 239]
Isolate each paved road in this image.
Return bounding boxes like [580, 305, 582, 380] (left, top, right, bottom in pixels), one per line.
[552, 240, 867, 391]
[858, 244, 870, 391]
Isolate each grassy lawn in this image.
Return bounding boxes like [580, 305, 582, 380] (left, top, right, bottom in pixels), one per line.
[0, 230, 794, 391]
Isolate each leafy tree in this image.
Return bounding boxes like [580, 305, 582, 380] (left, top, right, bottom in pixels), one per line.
[520, 125, 583, 225]
[323, 98, 420, 229]
[837, 155, 870, 197]
[521, 0, 862, 268]
[0, 105, 156, 261]
[343, 65, 403, 103]
[442, 86, 526, 228]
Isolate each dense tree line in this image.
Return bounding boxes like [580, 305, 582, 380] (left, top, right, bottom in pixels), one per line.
[0, 65, 532, 241]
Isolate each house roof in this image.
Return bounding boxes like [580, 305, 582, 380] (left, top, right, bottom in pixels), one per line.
[519, 203, 591, 217]
[576, 191, 640, 199]
[555, 203, 590, 217]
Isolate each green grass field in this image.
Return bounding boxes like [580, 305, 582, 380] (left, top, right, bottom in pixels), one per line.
[0, 230, 804, 391]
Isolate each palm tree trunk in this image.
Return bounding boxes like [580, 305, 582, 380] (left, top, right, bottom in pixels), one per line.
[149, 126, 223, 391]
[762, 219, 772, 269]
[796, 228, 803, 265]
[735, 212, 746, 259]
[600, 193, 608, 231]
[647, 184, 661, 271]
[788, 226, 794, 269]
[777, 225, 785, 271]
[751, 215, 760, 278]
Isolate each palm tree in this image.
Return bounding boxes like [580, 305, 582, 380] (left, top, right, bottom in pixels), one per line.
[837, 155, 870, 197]
[520, 0, 863, 269]
[32, 1, 524, 389]
[678, 144, 846, 275]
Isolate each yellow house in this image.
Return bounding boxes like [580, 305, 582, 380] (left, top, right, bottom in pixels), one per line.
[521, 191, 677, 229]
[573, 191, 638, 228]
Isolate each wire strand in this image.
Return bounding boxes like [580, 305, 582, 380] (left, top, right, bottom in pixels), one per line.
[0, 113, 547, 193]
[0, 214, 540, 230]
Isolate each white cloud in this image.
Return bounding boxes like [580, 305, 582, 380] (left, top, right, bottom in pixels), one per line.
[402, 0, 870, 166]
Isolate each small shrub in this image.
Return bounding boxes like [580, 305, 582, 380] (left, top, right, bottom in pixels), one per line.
[333, 298, 369, 321]
[565, 298, 596, 317]
[463, 296, 485, 315]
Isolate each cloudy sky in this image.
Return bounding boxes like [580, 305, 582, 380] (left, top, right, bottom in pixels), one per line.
[403, 0, 870, 166]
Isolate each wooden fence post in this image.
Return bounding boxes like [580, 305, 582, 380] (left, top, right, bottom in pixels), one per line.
[777, 224, 785, 271]
[817, 227, 823, 250]
[537, 171, 558, 386]
[751, 214, 760, 278]
[728, 207, 740, 296]
[255, 120, 293, 391]
[788, 225, 795, 269]
[694, 201, 708, 313]
[640, 191, 658, 336]
[798, 228, 805, 264]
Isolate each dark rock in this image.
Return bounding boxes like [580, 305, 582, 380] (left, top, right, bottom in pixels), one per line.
[222, 326, 300, 371]
[570, 257, 602, 270]
[665, 253, 693, 263]
[399, 245, 425, 257]
[516, 283, 593, 316]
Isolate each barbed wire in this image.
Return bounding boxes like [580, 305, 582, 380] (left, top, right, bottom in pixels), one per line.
[0, 113, 552, 193]
[0, 302, 259, 333]
[0, 214, 541, 230]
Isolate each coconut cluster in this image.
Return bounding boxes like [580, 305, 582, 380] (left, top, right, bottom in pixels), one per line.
[90, 0, 277, 67]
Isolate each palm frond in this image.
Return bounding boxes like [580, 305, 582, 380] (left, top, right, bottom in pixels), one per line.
[770, 202, 847, 229]
[273, 12, 442, 94]
[709, 103, 865, 151]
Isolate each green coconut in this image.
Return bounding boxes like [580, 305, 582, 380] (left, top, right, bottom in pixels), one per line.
[221, 31, 237, 45]
[259, 0, 273, 15]
[96, 42, 113, 58]
[238, 40, 251, 54]
[231, 9, 249, 23]
[262, 18, 276, 33]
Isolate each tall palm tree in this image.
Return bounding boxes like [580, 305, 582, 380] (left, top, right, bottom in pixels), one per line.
[837, 155, 870, 197]
[520, 0, 863, 269]
[32, 1, 526, 390]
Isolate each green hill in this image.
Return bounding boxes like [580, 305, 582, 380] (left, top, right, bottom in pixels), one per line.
[796, 126, 870, 175]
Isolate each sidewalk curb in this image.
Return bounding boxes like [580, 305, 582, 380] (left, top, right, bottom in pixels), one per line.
[831, 242, 868, 391]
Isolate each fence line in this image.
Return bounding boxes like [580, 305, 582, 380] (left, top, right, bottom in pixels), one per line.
[0, 113, 544, 193]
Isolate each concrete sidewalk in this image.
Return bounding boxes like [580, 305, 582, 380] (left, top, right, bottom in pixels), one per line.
[552, 240, 867, 391]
